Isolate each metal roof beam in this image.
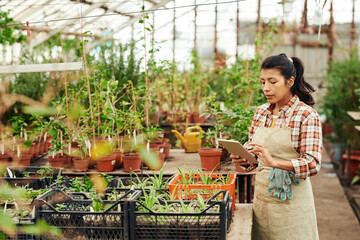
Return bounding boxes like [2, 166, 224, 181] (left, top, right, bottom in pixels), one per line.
[13, 0, 54, 21]
[29, 2, 103, 47]
[70, 0, 131, 34]
[104, 0, 172, 39]
[19, 26, 103, 39]
[69, 0, 134, 18]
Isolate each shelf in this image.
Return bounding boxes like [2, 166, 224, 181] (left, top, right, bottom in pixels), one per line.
[347, 111, 360, 121]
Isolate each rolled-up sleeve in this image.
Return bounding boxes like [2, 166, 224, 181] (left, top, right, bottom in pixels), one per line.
[291, 114, 322, 179]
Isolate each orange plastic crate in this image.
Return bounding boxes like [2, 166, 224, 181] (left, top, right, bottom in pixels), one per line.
[168, 173, 236, 211]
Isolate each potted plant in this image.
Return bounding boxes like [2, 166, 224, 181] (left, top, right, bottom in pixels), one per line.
[0, 129, 13, 166]
[199, 129, 222, 171]
[47, 116, 68, 168]
[321, 55, 360, 173]
[8, 116, 33, 166]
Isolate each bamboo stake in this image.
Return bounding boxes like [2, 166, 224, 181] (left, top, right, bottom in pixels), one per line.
[350, 0, 356, 50]
[97, 98, 101, 137]
[173, 0, 176, 63]
[214, 0, 218, 67]
[142, 0, 150, 129]
[301, 0, 308, 29]
[236, 0, 240, 59]
[194, 0, 197, 52]
[59, 32, 69, 118]
[327, 0, 334, 70]
[256, 0, 261, 33]
[79, 5, 95, 139]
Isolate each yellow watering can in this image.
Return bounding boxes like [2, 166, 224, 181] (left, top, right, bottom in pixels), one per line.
[171, 126, 203, 153]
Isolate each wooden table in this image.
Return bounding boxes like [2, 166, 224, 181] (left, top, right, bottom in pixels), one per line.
[62, 149, 255, 203]
[227, 204, 253, 240]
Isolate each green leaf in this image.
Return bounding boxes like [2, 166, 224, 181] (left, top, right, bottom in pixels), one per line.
[0, 212, 16, 236]
[23, 140, 32, 148]
[22, 106, 58, 116]
[139, 19, 144, 24]
[351, 175, 360, 185]
[48, 128, 57, 137]
[22, 219, 62, 236]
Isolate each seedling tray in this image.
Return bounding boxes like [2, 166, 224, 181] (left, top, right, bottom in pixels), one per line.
[0, 203, 36, 240]
[1, 167, 63, 190]
[168, 173, 236, 210]
[34, 189, 140, 240]
[128, 190, 232, 240]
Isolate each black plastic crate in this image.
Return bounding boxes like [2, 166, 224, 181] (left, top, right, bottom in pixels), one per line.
[1, 167, 63, 190]
[34, 188, 140, 240]
[128, 190, 232, 240]
[0, 203, 37, 240]
[105, 176, 170, 193]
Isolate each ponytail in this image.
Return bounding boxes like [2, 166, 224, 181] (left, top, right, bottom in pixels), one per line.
[261, 53, 316, 106]
[290, 57, 315, 106]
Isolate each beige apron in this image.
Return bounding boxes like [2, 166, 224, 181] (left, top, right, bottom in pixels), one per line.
[252, 98, 319, 240]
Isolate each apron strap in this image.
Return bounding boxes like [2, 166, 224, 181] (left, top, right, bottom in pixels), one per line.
[284, 97, 300, 126]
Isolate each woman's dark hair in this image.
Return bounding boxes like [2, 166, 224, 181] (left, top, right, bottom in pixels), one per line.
[260, 53, 315, 106]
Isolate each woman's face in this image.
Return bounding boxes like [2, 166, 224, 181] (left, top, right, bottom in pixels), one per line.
[260, 68, 294, 106]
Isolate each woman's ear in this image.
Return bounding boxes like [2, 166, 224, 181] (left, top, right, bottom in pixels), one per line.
[287, 76, 295, 88]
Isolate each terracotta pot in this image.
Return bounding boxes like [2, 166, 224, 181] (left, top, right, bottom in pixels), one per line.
[32, 143, 39, 158]
[12, 154, 32, 166]
[150, 142, 165, 149]
[97, 155, 116, 172]
[64, 154, 72, 167]
[113, 150, 123, 169]
[191, 111, 207, 123]
[163, 142, 171, 159]
[198, 148, 222, 171]
[48, 154, 66, 168]
[0, 154, 11, 167]
[73, 158, 89, 172]
[45, 141, 51, 151]
[148, 152, 165, 170]
[123, 153, 142, 172]
[38, 142, 45, 155]
[24, 146, 35, 160]
[343, 153, 360, 181]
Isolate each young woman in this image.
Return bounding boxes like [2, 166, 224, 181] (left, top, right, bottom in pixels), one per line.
[231, 53, 322, 240]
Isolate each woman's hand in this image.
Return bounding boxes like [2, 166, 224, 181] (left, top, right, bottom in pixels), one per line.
[230, 154, 250, 166]
[248, 143, 278, 168]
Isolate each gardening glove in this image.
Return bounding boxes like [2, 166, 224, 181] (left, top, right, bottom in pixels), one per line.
[267, 168, 284, 193]
[267, 168, 300, 200]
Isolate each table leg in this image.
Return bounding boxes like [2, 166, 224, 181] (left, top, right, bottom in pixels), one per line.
[246, 175, 253, 203]
[238, 175, 245, 203]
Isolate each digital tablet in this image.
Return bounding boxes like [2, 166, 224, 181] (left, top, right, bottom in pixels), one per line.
[218, 139, 258, 164]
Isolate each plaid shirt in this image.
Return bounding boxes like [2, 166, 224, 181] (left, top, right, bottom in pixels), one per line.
[247, 95, 322, 179]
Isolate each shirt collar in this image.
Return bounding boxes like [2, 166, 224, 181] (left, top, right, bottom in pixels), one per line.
[264, 95, 298, 117]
